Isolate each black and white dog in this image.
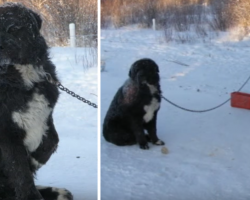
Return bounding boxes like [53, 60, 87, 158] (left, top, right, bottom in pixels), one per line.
[103, 58, 164, 149]
[0, 3, 72, 200]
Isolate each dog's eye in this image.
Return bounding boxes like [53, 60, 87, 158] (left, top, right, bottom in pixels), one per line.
[7, 25, 22, 34]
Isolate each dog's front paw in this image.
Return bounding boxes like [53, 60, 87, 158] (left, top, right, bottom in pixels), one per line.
[154, 139, 165, 145]
[139, 143, 149, 150]
[37, 186, 73, 200]
[53, 188, 73, 200]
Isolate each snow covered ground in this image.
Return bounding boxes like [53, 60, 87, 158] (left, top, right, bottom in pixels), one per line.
[101, 26, 250, 200]
[35, 47, 98, 200]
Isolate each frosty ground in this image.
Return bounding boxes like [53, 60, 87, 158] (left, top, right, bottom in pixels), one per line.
[101, 27, 250, 200]
[35, 47, 97, 200]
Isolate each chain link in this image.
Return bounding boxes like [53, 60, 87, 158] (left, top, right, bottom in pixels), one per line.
[57, 83, 98, 108]
[45, 73, 98, 109]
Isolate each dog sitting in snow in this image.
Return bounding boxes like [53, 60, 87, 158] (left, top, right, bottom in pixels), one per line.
[0, 3, 72, 200]
[103, 58, 164, 149]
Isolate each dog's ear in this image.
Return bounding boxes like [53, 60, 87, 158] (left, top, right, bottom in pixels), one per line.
[129, 64, 145, 84]
[129, 64, 139, 80]
[129, 66, 135, 79]
[29, 10, 42, 31]
[155, 64, 159, 73]
[129, 60, 141, 80]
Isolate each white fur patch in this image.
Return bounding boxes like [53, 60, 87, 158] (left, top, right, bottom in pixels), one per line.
[31, 157, 43, 169]
[12, 92, 51, 152]
[155, 139, 164, 145]
[52, 188, 71, 200]
[143, 98, 160, 123]
[146, 83, 158, 94]
[143, 83, 160, 123]
[14, 64, 46, 88]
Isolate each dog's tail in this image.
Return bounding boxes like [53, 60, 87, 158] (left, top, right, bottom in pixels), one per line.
[36, 186, 73, 200]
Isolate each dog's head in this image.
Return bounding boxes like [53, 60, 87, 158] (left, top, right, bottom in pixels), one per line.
[129, 58, 160, 85]
[0, 3, 48, 88]
[0, 3, 47, 70]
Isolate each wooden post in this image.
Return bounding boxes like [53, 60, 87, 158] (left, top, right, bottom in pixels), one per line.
[69, 23, 76, 47]
[152, 19, 156, 30]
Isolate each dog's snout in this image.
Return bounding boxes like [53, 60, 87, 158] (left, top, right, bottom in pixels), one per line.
[136, 71, 146, 83]
[0, 65, 8, 74]
[147, 72, 159, 84]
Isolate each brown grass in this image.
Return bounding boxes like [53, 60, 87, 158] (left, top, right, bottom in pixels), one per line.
[102, 0, 250, 40]
[0, 0, 97, 47]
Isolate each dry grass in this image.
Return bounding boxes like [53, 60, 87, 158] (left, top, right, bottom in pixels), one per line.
[102, 0, 250, 41]
[0, 0, 97, 47]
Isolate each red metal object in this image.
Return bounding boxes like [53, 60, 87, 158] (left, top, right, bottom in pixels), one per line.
[231, 92, 250, 110]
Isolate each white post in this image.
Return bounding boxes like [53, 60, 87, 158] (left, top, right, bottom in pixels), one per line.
[152, 19, 156, 30]
[69, 23, 76, 47]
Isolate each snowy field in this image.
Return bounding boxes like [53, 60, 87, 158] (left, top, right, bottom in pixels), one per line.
[101, 26, 250, 200]
[35, 47, 98, 200]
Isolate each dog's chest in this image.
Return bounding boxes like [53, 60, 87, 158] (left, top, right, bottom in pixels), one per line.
[12, 92, 51, 152]
[143, 84, 160, 123]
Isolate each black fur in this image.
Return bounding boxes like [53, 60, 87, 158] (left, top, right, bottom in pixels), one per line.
[0, 3, 72, 200]
[103, 58, 165, 149]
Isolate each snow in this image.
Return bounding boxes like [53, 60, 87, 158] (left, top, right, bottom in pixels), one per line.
[101, 26, 250, 200]
[35, 47, 98, 200]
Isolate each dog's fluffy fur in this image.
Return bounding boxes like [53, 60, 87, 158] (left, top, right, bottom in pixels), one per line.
[103, 58, 164, 149]
[0, 3, 72, 200]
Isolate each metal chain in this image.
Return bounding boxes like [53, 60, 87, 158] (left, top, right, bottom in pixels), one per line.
[161, 73, 250, 113]
[45, 73, 98, 109]
[57, 83, 98, 108]
[161, 95, 230, 113]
